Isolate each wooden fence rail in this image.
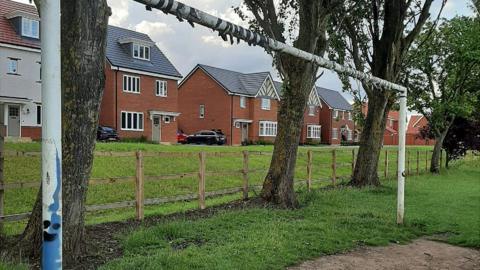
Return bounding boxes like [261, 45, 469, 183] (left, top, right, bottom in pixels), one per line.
[0, 148, 440, 225]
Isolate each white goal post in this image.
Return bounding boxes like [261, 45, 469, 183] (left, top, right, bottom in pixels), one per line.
[38, 0, 407, 268]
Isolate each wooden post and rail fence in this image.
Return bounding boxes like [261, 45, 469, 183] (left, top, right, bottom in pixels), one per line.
[0, 147, 447, 229]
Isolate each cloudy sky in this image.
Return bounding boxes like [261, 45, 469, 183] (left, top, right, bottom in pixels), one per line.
[14, 0, 475, 99]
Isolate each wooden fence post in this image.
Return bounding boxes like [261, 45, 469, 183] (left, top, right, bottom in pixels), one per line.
[440, 149, 443, 170]
[425, 150, 428, 172]
[198, 152, 206, 210]
[416, 150, 420, 175]
[307, 150, 313, 191]
[331, 149, 337, 186]
[0, 125, 5, 234]
[407, 151, 411, 176]
[351, 149, 355, 176]
[135, 150, 144, 221]
[384, 150, 389, 179]
[242, 151, 249, 200]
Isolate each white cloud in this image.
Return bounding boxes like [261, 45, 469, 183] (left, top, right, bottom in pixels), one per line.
[201, 35, 232, 48]
[107, 0, 130, 26]
[135, 21, 174, 35]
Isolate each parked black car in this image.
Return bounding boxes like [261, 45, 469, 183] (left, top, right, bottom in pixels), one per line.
[97, 126, 120, 142]
[187, 130, 226, 145]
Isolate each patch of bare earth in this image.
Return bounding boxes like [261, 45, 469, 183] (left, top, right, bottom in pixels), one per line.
[289, 239, 480, 270]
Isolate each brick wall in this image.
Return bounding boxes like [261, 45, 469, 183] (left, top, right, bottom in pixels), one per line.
[21, 126, 41, 140]
[100, 63, 179, 143]
[178, 68, 233, 144]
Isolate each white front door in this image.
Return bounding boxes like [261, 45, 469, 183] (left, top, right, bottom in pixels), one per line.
[152, 116, 161, 143]
[7, 105, 20, 137]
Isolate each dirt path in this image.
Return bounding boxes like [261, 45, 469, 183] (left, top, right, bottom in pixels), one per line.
[289, 239, 480, 270]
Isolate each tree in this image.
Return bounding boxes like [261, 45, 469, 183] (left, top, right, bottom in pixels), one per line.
[236, 0, 339, 207]
[11, 0, 110, 265]
[443, 114, 480, 167]
[404, 17, 480, 173]
[328, 0, 442, 186]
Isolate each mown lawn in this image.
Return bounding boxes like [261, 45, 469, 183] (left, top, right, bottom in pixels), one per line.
[98, 161, 480, 270]
[2, 142, 434, 235]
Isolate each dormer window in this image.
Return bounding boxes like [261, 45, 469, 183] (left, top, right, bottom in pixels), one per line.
[22, 18, 40, 39]
[133, 44, 150, 61]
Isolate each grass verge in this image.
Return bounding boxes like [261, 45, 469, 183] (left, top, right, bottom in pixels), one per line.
[98, 161, 479, 270]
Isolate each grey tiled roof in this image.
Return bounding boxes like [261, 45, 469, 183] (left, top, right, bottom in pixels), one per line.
[106, 25, 181, 78]
[197, 64, 271, 96]
[316, 87, 352, 111]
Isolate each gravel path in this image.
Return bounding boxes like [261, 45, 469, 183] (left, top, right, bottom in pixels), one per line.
[289, 239, 480, 270]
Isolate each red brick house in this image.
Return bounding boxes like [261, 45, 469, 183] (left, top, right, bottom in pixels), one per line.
[317, 87, 355, 145]
[99, 25, 182, 143]
[178, 64, 322, 145]
[384, 111, 399, 145]
[407, 115, 435, 145]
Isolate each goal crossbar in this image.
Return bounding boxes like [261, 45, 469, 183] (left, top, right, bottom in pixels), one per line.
[134, 0, 407, 93]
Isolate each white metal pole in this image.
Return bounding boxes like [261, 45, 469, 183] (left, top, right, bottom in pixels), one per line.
[40, 0, 62, 268]
[397, 89, 407, 225]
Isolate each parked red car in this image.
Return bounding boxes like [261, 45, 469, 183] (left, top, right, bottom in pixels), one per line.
[177, 130, 188, 144]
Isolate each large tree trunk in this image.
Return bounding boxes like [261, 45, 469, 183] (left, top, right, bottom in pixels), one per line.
[259, 0, 330, 207]
[351, 95, 390, 186]
[261, 62, 317, 208]
[11, 0, 110, 265]
[430, 128, 448, 173]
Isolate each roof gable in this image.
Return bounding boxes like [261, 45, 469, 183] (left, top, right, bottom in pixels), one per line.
[106, 25, 181, 79]
[256, 76, 280, 100]
[316, 87, 352, 111]
[0, 0, 40, 49]
[187, 64, 277, 97]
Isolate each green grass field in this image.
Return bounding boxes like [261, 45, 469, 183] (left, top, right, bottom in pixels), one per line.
[2, 142, 435, 236]
[98, 160, 480, 270]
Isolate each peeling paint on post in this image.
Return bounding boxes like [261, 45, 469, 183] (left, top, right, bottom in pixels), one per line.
[40, 0, 62, 268]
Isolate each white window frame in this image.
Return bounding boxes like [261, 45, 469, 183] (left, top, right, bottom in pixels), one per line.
[132, 43, 150, 61]
[333, 110, 339, 118]
[347, 129, 353, 141]
[22, 18, 40, 39]
[156, 80, 167, 97]
[348, 112, 353, 121]
[199, 105, 205, 119]
[123, 75, 140, 93]
[307, 125, 321, 139]
[240, 96, 246, 108]
[261, 98, 271, 110]
[121, 111, 144, 131]
[259, 121, 277, 137]
[308, 105, 315, 116]
[332, 128, 338, 140]
[7, 59, 18, 74]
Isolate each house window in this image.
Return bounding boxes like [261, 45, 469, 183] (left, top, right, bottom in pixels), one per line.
[156, 80, 167, 97]
[347, 129, 353, 141]
[7, 59, 18, 74]
[261, 98, 271, 110]
[333, 110, 339, 118]
[164, 116, 171, 123]
[307, 125, 321, 139]
[332, 128, 338, 140]
[22, 18, 40, 39]
[308, 105, 315, 116]
[348, 112, 352, 121]
[240, 96, 246, 108]
[133, 44, 150, 60]
[36, 105, 41, 125]
[123, 75, 140, 93]
[259, 121, 277, 137]
[121, 111, 144, 131]
[199, 105, 205, 118]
